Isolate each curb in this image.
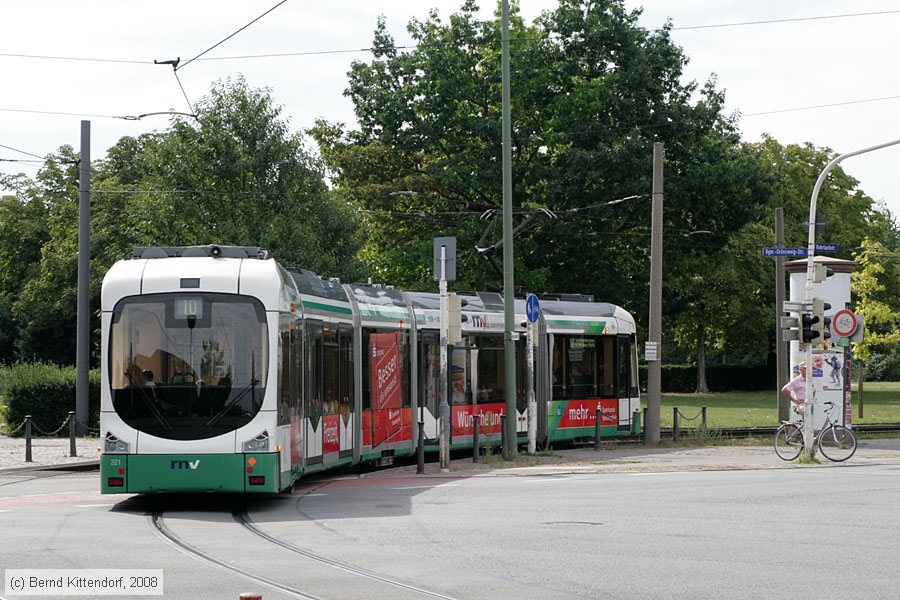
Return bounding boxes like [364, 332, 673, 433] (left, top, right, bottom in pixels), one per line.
[0, 460, 99, 475]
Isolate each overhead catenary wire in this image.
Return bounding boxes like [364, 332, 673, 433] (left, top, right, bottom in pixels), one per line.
[0, 143, 45, 160]
[743, 94, 900, 117]
[175, 0, 288, 71]
[670, 9, 900, 31]
[2, 7, 898, 66]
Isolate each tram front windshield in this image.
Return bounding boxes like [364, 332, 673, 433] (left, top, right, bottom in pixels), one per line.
[109, 293, 268, 440]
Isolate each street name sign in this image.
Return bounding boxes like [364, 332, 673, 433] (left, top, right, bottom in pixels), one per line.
[762, 243, 838, 257]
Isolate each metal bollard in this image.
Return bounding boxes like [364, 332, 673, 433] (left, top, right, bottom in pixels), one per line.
[473, 414, 480, 463]
[594, 406, 602, 451]
[642, 407, 648, 444]
[500, 414, 507, 457]
[701, 406, 707, 431]
[25, 415, 33, 463]
[69, 411, 77, 457]
[416, 421, 425, 475]
[673, 407, 679, 442]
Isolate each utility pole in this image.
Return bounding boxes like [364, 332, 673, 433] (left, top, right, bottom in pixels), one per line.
[802, 137, 900, 459]
[775, 208, 789, 422]
[645, 142, 664, 445]
[500, 0, 517, 460]
[76, 121, 91, 436]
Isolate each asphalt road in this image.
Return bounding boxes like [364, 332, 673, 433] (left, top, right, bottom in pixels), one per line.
[2, 464, 899, 599]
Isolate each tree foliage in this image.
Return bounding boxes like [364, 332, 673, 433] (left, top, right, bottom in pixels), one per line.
[311, 0, 770, 358]
[0, 77, 362, 364]
[851, 237, 900, 362]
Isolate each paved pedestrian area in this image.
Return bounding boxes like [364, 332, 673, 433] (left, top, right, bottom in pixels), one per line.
[0, 435, 100, 471]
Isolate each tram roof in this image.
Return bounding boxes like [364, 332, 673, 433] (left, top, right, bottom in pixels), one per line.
[287, 269, 349, 303]
[406, 291, 630, 321]
[348, 283, 408, 309]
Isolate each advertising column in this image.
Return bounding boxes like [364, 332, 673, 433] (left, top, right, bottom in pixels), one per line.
[785, 256, 857, 430]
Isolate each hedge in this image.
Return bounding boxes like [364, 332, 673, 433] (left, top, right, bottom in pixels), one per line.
[0, 363, 100, 437]
[639, 363, 776, 393]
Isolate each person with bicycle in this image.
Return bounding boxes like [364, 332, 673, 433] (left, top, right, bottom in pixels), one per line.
[775, 361, 857, 461]
[780, 361, 807, 415]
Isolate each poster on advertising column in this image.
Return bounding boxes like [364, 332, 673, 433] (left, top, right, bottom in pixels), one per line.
[812, 350, 845, 430]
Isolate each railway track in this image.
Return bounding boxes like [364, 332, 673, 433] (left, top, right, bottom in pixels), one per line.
[149, 511, 323, 600]
[148, 492, 459, 600]
[234, 508, 457, 600]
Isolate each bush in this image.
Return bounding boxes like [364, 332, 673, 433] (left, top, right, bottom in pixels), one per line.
[1, 363, 100, 436]
[864, 348, 900, 382]
[639, 363, 776, 393]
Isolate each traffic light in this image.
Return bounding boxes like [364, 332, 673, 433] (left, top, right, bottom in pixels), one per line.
[812, 297, 832, 344]
[801, 311, 820, 344]
[447, 293, 468, 345]
[813, 264, 834, 284]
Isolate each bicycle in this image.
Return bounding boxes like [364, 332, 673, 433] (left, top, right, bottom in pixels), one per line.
[774, 401, 857, 462]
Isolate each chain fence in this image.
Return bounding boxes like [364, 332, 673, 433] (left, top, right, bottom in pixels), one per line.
[2, 413, 101, 464]
[672, 406, 708, 442]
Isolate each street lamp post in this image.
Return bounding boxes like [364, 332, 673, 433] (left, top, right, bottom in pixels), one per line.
[802, 137, 900, 459]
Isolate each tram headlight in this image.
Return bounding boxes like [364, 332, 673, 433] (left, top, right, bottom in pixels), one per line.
[104, 433, 129, 453]
[243, 431, 269, 453]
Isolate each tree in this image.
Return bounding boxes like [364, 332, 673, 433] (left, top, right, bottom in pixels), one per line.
[6, 78, 364, 365]
[312, 0, 771, 371]
[852, 237, 900, 362]
[0, 177, 50, 362]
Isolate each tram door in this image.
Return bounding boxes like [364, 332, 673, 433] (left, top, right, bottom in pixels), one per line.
[616, 334, 639, 429]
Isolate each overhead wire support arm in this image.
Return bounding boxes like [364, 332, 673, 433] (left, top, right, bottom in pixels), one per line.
[475, 208, 557, 282]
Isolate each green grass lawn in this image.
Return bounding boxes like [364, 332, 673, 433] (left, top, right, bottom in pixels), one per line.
[652, 382, 900, 429]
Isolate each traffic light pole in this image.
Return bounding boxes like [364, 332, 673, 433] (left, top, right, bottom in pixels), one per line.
[439, 246, 450, 471]
[803, 137, 900, 459]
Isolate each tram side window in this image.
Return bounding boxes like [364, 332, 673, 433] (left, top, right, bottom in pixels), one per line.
[291, 325, 302, 420]
[552, 337, 566, 399]
[339, 326, 353, 418]
[420, 333, 440, 416]
[600, 337, 615, 397]
[323, 326, 339, 416]
[568, 337, 596, 399]
[278, 314, 291, 426]
[470, 336, 526, 411]
[306, 322, 323, 426]
[616, 334, 639, 398]
[451, 343, 473, 405]
[553, 335, 615, 399]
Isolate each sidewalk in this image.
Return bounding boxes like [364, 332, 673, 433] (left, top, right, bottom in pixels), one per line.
[373, 438, 900, 477]
[0, 435, 100, 472]
[2, 434, 900, 475]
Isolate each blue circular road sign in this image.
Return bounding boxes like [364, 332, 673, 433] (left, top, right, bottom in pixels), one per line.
[526, 294, 541, 324]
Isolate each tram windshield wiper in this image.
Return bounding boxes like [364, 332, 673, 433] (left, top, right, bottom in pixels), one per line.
[204, 381, 259, 428]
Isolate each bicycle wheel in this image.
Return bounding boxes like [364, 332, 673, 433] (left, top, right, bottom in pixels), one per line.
[774, 423, 804, 461]
[817, 425, 857, 462]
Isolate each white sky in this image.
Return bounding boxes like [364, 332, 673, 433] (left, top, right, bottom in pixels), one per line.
[2, 0, 899, 231]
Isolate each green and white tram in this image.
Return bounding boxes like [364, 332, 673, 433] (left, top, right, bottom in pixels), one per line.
[100, 246, 640, 494]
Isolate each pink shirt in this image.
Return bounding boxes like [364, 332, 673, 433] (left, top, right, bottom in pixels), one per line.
[781, 376, 806, 404]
